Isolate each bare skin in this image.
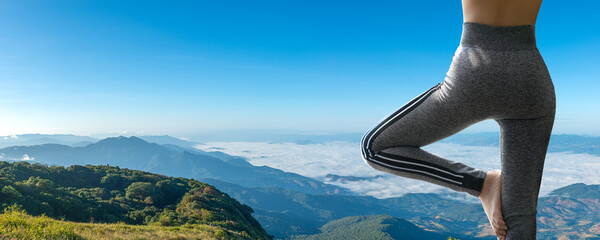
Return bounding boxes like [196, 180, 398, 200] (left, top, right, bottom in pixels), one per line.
[479, 170, 507, 239]
[462, 0, 543, 26]
[462, 1, 544, 239]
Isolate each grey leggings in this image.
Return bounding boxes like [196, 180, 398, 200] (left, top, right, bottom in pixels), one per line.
[361, 22, 555, 239]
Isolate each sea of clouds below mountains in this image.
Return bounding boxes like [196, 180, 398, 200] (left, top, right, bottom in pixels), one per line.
[195, 141, 600, 204]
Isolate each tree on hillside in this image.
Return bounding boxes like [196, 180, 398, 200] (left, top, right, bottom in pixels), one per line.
[125, 182, 157, 204]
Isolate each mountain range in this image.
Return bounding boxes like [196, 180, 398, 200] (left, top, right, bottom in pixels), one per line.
[0, 136, 350, 196]
[1, 134, 599, 239]
[3, 132, 599, 156]
[0, 134, 200, 149]
[203, 178, 600, 239]
[440, 132, 600, 156]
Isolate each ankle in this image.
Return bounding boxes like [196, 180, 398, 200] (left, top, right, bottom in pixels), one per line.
[479, 170, 500, 198]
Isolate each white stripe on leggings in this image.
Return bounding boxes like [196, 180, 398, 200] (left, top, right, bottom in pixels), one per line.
[367, 158, 463, 185]
[376, 154, 464, 178]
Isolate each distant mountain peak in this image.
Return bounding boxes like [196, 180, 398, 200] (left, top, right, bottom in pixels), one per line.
[138, 135, 199, 148]
[96, 136, 148, 144]
[175, 151, 196, 158]
[85, 136, 167, 153]
[0, 134, 98, 148]
[548, 182, 600, 199]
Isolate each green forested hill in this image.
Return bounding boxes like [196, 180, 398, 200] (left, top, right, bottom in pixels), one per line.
[0, 160, 272, 240]
[287, 214, 481, 240]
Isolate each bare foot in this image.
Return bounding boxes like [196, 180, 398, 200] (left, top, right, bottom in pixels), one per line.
[479, 169, 508, 239]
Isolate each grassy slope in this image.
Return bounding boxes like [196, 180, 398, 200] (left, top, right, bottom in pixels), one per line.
[0, 205, 249, 240]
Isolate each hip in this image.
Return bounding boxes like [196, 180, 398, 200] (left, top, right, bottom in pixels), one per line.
[437, 46, 555, 119]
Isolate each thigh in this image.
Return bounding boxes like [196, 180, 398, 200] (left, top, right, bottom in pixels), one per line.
[363, 80, 487, 155]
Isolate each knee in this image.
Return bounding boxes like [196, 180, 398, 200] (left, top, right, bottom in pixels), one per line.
[360, 132, 371, 161]
[360, 130, 378, 162]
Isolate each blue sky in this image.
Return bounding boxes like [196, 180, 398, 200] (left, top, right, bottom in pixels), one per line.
[1, 0, 598, 137]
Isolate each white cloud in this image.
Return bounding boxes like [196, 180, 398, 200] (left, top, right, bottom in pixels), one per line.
[20, 154, 34, 161]
[195, 141, 600, 202]
[541, 152, 600, 196]
[197, 141, 367, 178]
[2, 135, 18, 140]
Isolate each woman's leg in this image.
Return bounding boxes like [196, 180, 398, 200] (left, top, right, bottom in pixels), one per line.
[362, 22, 555, 239]
[496, 115, 555, 239]
[360, 79, 489, 198]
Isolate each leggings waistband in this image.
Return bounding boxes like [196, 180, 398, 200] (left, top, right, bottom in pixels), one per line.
[459, 22, 537, 51]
